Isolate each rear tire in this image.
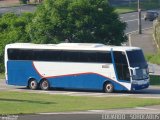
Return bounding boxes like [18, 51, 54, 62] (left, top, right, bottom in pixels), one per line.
[40, 79, 50, 90]
[28, 79, 38, 90]
[103, 83, 114, 93]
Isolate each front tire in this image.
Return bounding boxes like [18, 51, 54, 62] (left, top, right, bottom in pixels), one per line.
[28, 79, 38, 90]
[103, 83, 114, 93]
[40, 79, 50, 90]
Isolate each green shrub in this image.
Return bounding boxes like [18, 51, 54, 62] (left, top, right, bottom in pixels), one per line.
[150, 75, 160, 85]
[19, 0, 28, 4]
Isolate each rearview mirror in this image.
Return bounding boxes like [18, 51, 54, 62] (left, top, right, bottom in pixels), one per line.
[129, 67, 139, 76]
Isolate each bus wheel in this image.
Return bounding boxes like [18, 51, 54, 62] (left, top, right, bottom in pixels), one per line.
[40, 79, 50, 90]
[28, 79, 38, 90]
[103, 82, 114, 93]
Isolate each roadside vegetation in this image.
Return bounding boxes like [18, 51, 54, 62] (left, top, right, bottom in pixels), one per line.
[0, 73, 5, 79]
[145, 51, 160, 85]
[0, 91, 160, 114]
[115, 7, 136, 14]
[145, 51, 160, 65]
[153, 18, 160, 51]
[150, 75, 160, 85]
[146, 17, 160, 65]
[0, 72, 5, 80]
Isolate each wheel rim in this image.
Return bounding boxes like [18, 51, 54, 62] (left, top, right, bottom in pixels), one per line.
[106, 84, 113, 92]
[30, 80, 37, 89]
[41, 81, 49, 90]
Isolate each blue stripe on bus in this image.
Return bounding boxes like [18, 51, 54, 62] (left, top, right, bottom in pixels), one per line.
[47, 73, 129, 91]
[7, 61, 41, 86]
[7, 60, 129, 91]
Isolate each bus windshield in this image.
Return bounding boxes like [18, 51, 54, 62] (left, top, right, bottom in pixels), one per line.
[126, 50, 147, 68]
[126, 50, 148, 80]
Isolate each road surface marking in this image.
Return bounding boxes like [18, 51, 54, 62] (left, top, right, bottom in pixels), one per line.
[125, 19, 138, 22]
[139, 96, 160, 99]
[131, 15, 136, 17]
[126, 27, 153, 35]
[135, 107, 158, 111]
[125, 17, 145, 22]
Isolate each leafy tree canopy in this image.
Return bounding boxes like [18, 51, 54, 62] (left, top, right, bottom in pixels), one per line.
[28, 0, 127, 45]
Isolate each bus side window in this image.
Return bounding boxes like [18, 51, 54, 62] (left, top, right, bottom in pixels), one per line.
[97, 52, 112, 63]
[8, 49, 16, 60]
[79, 51, 100, 63]
[61, 51, 80, 62]
[113, 51, 130, 81]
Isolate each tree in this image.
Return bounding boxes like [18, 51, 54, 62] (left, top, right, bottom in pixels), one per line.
[19, 0, 28, 4]
[0, 13, 33, 72]
[27, 0, 127, 45]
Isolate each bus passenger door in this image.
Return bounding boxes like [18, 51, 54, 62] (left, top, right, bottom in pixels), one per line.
[113, 51, 131, 90]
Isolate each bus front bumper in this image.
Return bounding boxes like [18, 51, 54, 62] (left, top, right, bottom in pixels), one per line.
[131, 79, 149, 90]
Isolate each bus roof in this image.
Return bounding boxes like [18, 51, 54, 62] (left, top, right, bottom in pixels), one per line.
[5, 43, 141, 51]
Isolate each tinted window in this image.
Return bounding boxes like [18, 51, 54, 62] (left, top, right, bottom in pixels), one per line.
[61, 51, 112, 63]
[113, 51, 130, 81]
[127, 50, 147, 68]
[8, 49, 18, 60]
[80, 52, 97, 62]
[61, 51, 80, 62]
[34, 50, 61, 61]
[96, 52, 112, 63]
[8, 49, 61, 61]
[113, 51, 127, 65]
[8, 49, 112, 63]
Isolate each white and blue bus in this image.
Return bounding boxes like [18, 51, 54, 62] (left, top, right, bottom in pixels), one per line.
[5, 43, 149, 93]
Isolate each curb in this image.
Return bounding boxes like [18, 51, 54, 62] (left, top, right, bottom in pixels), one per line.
[126, 27, 153, 35]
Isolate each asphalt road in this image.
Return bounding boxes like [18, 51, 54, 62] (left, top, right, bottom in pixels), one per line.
[0, 5, 36, 14]
[119, 10, 160, 34]
[9, 110, 160, 120]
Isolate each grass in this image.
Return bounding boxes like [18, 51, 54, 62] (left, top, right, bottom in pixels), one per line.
[115, 7, 136, 14]
[145, 51, 160, 65]
[0, 91, 160, 115]
[0, 73, 5, 79]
